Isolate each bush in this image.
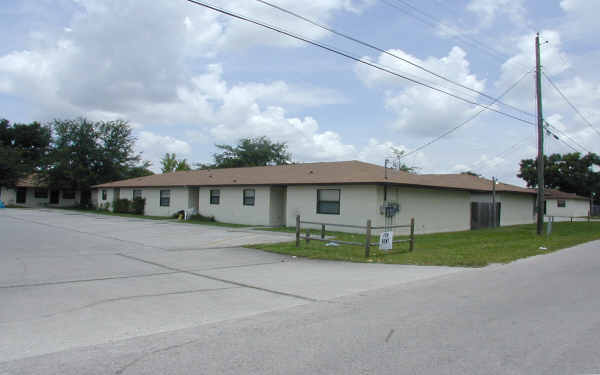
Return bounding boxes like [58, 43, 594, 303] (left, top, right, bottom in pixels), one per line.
[190, 214, 216, 222]
[113, 199, 131, 214]
[98, 202, 111, 211]
[132, 197, 145, 215]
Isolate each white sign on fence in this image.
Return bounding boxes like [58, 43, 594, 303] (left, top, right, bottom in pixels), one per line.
[379, 231, 393, 250]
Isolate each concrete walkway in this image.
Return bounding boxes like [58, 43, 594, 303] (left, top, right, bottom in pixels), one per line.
[0, 209, 466, 362]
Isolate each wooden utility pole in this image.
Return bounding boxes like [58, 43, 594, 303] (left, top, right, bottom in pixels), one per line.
[492, 177, 497, 228]
[535, 32, 545, 235]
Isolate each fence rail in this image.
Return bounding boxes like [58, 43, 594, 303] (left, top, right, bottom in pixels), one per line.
[295, 215, 415, 257]
[546, 215, 595, 223]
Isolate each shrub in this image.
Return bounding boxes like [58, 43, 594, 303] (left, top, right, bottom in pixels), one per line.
[132, 197, 145, 215]
[190, 214, 216, 222]
[98, 202, 111, 211]
[113, 199, 131, 214]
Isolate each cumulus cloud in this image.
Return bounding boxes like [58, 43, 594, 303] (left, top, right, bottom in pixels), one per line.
[466, 0, 527, 29]
[136, 131, 192, 170]
[355, 46, 485, 137]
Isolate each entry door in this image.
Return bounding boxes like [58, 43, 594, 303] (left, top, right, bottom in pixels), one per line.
[16, 188, 27, 204]
[50, 190, 60, 204]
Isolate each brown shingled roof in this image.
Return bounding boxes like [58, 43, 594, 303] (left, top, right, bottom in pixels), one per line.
[15, 174, 45, 188]
[544, 189, 589, 201]
[93, 161, 535, 195]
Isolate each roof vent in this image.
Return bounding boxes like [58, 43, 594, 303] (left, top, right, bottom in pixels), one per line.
[309, 170, 314, 174]
[233, 179, 237, 183]
[209, 174, 213, 178]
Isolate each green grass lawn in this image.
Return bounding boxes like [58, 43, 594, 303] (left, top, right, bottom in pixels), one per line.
[251, 221, 600, 267]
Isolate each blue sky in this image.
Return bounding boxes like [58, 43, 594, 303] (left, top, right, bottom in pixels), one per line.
[1, 0, 599, 185]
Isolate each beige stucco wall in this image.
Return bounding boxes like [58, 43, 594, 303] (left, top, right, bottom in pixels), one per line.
[497, 192, 536, 226]
[1, 188, 81, 207]
[546, 198, 590, 221]
[97, 187, 115, 209]
[379, 185, 472, 234]
[286, 184, 380, 233]
[470, 191, 536, 227]
[198, 186, 272, 226]
[1, 187, 16, 205]
[136, 187, 189, 217]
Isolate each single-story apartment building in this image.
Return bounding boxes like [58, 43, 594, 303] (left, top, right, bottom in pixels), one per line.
[544, 189, 591, 221]
[93, 161, 539, 234]
[0, 175, 86, 208]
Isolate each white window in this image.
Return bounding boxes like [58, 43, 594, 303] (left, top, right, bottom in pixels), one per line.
[133, 190, 142, 199]
[243, 189, 255, 206]
[317, 189, 340, 215]
[160, 190, 170, 207]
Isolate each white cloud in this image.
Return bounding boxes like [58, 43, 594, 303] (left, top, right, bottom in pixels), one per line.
[466, 0, 527, 29]
[355, 46, 485, 137]
[136, 131, 192, 171]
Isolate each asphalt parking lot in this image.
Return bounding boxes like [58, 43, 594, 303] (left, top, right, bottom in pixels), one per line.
[0, 209, 466, 363]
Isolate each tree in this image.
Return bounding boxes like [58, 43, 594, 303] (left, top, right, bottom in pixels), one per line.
[200, 136, 291, 169]
[0, 119, 51, 187]
[161, 153, 191, 173]
[42, 118, 148, 190]
[518, 152, 600, 201]
[460, 171, 481, 177]
[388, 147, 418, 174]
[124, 161, 154, 179]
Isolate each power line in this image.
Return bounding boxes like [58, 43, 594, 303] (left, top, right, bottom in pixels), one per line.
[380, 0, 519, 68]
[399, 68, 533, 160]
[544, 121, 591, 153]
[255, 0, 534, 118]
[542, 71, 600, 138]
[185, 0, 536, 127]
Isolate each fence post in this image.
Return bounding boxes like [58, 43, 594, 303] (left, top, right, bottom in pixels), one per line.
[409, 217, 415, 252]
[365, 219, 372, 258]
[306, 229, 311, 244]
[321, 224, 326, 239]
[295, 215, 300, 247]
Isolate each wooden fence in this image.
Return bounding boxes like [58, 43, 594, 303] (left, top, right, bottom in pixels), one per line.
[294, 215, 415, 257]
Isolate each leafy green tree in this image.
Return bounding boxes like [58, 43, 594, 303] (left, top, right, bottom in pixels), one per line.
[125, 161, 154, 178]
[389, 147, 418, 174]
[42, 118, 147, 190]
[0, 119, 51, 187]
[518, 152, 600, 201]
[201, 136, 291, 169]
[161, 153, 191, 173]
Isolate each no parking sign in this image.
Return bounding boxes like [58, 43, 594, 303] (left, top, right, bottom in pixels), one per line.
[379, 231, 393, 251]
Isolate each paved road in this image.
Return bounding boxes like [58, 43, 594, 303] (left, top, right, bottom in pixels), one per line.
[0, 208, 465, 370]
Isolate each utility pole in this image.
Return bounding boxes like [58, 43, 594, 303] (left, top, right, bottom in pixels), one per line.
[535, 32, 545, 235]
[492, 177, 497, 228]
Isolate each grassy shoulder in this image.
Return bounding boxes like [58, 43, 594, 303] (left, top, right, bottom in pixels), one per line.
[56, 207, 253, 228]
[251, 221, 600, 267]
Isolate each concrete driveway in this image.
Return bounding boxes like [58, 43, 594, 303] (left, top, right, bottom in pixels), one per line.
[0, 209, 465, 363]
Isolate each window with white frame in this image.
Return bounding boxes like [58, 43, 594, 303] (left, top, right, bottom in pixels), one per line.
[317, 189, 340, 215]
[557, 199, 566, 208]
[243, 189, 255, 206]
[210, 189, 220, 205]
[133, 190, 142, 199]
[160, 190, 170, 207]
[102, 190, 107, 200]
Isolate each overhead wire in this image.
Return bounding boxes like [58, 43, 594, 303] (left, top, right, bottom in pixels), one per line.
[255, 0, 534, 119]
[380, 0, 522, 69]
[542, 71, 600, 138]
[185, 0, 536, 127]
[398, 68, 534, 160]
